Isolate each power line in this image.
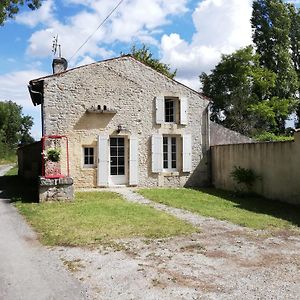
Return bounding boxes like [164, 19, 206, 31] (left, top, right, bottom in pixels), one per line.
[68, 0, 125, 63]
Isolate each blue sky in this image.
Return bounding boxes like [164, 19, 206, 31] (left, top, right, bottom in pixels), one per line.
[0, 0, 296, 138]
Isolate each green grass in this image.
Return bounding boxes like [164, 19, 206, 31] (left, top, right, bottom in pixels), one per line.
[15, 191, 196, 246]
[0, 150, 17, 164]
[5, 165, 18, 176]
[138, 188, 300, 230]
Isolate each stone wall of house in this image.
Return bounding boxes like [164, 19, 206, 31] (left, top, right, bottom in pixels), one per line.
[18, 141, 42, 179]
[41, 56, 210, 188]
[210, 122, 253, 146]
[211, 130, 300, 205]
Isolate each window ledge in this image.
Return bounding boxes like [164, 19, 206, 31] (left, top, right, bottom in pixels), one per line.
[162, 171, 180, 176]
[82, 165, 96, 169]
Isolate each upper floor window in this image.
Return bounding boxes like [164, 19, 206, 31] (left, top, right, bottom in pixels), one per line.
[155, 96, 188, 125]
[83, 147, 95, 167]
[165, 98, 176, 123]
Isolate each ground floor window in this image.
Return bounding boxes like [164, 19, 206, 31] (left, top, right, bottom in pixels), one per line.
[83, 147, 95, 167]
[163, 136, 177, 171]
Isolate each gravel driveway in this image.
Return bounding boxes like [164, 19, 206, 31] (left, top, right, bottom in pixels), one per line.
[51, 188, 300, 300]
[1, 166, 299, 300]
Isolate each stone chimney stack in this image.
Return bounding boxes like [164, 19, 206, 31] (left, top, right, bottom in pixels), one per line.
[52, 57, 68, 74]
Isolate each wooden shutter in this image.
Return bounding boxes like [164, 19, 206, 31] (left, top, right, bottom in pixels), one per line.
[129, 136, 139, 186]
[97, 135, 109, 186]
[155, 96, 165, 124]
[180, 97, 188, 125]
[151, 134, 163, 173]
[182, 134, 192, 172]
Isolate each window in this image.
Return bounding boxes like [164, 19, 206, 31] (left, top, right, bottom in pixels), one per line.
[165, 98, 176, 123]
[83, 147, 95, 167]
[163, 136, 177, 170]
[110, 137, 125, 175]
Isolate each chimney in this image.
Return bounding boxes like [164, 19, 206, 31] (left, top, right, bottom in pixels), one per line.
[52, 57, 68, 74]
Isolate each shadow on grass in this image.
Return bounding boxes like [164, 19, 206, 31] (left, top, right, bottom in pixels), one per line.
[196, 188, 300, 228]
[0, 174, 38, 203]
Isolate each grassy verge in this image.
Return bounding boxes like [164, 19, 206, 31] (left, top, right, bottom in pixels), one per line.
[15, 191, 196, 246]
[5, 165, 18, 176]
[138, 188, 300, 230]
[0, 150, 17, 164]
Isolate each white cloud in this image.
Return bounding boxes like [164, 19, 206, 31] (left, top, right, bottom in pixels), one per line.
[16, 0, 55, 28]
[0, 70, 47, 109]
[161, 0, 253, 90]
[18, 0, 189, 67]
[0, 70, 47, 139]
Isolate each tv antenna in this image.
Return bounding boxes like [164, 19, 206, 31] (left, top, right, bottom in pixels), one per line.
[52, 35, 62, 58]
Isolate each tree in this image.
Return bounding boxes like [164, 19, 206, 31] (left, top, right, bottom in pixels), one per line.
[252, 0, 299, 131]
[0, 101, 34, 149]
[200, 46, 278, 135]
[0, 0, 41, 25]
[252, 0, 298, 99]
[126, 44, 176, 79]
[287, 3, 300, 127]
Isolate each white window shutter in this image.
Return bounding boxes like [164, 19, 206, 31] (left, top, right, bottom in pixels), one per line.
[151, 134, 163, 173]
[182, 134, 192, 172]
[129, 136, 139, 186]
[155, 96, 165, 124]
[97, 135, 109, 186]
[180, 97, 188, 125]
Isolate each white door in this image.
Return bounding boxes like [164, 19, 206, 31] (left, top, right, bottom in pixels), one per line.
[109, 137, 128, 185]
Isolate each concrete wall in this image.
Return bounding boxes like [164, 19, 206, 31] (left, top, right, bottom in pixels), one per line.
[211, 130, 300, 205]
[38, 56, 210, 188]
[18, 141, 42, 179]
[210, 122, 253, 146]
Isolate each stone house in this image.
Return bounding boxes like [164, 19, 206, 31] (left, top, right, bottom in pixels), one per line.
[27, 55, 211, 188]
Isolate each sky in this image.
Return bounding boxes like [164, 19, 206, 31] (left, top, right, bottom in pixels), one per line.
[0, 0, 298, 138]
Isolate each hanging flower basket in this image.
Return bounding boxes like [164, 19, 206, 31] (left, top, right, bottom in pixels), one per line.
[43, 148, 61, 162]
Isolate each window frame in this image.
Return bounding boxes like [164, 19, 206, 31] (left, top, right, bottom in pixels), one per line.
[164, 97, 177, 124]
[163, 136, 178, 172]
[83, 146, 96, 168]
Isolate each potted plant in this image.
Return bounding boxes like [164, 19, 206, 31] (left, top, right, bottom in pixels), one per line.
[43, 148, 61, 162]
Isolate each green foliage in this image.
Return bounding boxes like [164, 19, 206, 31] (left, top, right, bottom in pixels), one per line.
[138, 188, 300, 230]
[0, 101, 34, 161]
[0, 0, 41, 25]
[254, 132, 294, 142]
[252, 0, 300, 130]
[230, 166, 260, 192]
[248, 97, 298, 133]
[45, 148, 61, 162]
[127, 44, 176, 79]
[15, 191, 195, 246]
[200, 46, 277, 135]
[252, 0, 298, 99]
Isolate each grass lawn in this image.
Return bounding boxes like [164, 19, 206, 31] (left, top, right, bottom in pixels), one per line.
[15, 191, 196, 246]
[138, 188, 300, 230]
[4, 165, 18, 176]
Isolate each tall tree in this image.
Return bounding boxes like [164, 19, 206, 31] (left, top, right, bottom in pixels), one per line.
[0, 0, 41, 25]
[200, 46, 280, 135]
[0, 101, 34, 148]
[287, 3, 300, 127]
[127, 44, 176, 79]
[252, 0, 298, 131]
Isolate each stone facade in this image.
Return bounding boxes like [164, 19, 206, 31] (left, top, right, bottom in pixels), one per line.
[29, 56, 210, 188]
[210, 122, 253, 146]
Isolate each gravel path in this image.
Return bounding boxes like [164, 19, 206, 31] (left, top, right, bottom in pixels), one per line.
[53, 187, 300, 299]
[0, 165, 87, 300]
